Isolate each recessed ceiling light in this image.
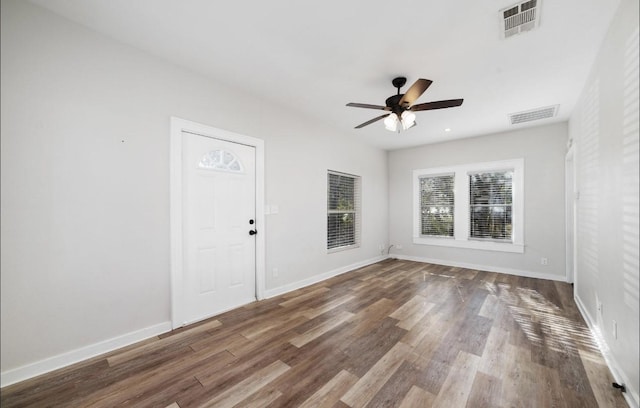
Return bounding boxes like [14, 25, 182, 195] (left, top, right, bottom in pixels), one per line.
[444, 128, 451, 132]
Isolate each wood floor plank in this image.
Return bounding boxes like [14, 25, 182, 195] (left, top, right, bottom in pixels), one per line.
[269, 343, 351, 406]
[478, 290, 500, 319]
[225, 316, 308, 358]
[398, 385, 436, 408]
[108, 375, 202, 408]
[278, 287, 331, 308]
[302, 294, 356, 320]
[500, 344, 537, 407]
[341, 317, 408, 378]
[532, 360, 569, 408]
[368, 360, 424, 407]
[197, 360, 290, 408]
[234, 386, 282, 408]
[465, 371, 503, 408]
[241, 307, 312, 340]
[0, 259, 627, 408]
[289, 310, 354, 348]
[189, 332, 251, 354]
[389, 294, 434, 330]
[430, 351, 481, 408]
[340, 342, 411, 407]
[399, 308, 447, 349]
[298, 370, 359, 408]
[477, 326, 510, 378]
[194, 341, 295, 390]
[342, 298, 397, 339]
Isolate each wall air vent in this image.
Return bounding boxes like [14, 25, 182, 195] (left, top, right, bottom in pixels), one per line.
[501, 0, 541, 38]
[509, 105, 558, 125]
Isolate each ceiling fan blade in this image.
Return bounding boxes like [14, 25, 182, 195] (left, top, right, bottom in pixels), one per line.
[346, 102, 391, 111]
[354, 114, 389, 129]
[398, 79, 432, 107]
[410, 99, 464, 111]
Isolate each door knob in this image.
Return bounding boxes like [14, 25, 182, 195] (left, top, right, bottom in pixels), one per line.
[249, 229, 257, 236]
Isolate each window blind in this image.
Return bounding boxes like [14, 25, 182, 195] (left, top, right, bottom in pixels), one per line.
[419, 174, 455, 237]
[327, 171, 361, 250]
[469, 171, 513, 240]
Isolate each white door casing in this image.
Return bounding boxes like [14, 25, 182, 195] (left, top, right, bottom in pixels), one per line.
[565, 144, 576, 285]
[170, 118, 265, 329]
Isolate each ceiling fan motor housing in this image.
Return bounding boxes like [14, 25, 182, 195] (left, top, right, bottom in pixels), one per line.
[386, 94, 406, 114]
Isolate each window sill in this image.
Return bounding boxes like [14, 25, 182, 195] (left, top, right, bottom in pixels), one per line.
[328, 244, 360, 254]
[413, 236, 524, 253]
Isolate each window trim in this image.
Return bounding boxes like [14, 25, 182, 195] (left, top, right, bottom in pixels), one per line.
[327, 170, 361, 253]
[412, 159, 524, 253]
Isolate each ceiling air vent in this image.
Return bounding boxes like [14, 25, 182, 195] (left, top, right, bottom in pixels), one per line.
[509, 105, 558, 125]
[501, 0, 541, 38]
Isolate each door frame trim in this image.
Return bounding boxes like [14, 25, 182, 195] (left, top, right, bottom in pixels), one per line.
[565, 144, 577, 285]
[170, 117, 265, 329]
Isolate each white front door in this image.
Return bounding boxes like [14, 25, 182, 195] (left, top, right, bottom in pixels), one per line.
[181, 131, 256, 325]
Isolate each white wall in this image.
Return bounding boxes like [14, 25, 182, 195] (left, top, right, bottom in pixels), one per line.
[569, 0, 639, 404]
[0, 0, 388, 384]
[388, 123, 568, 280]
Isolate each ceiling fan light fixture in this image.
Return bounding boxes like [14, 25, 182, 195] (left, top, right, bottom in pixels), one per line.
[401, 111, 416, 130]
[384, 113, 399, 131]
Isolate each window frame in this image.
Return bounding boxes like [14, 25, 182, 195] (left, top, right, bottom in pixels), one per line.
[327, 170, 361, 253]
[412, 159, 524, 253]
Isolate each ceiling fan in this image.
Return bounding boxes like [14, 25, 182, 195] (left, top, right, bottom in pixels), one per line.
[346, 77, 464, 131]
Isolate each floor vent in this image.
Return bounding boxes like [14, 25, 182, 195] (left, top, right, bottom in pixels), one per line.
[501, 0, 541, 38]
[509, 105, 558, 125]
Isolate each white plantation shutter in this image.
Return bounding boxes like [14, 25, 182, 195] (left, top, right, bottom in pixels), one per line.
[469, 171, 513, 241]
[419, 174, 455, 237]
[327, 171, 361, 251]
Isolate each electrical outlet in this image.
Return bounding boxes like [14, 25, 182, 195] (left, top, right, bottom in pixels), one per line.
[541, 257, 548, 265]
[396, 245, 403, 250]
[598, 301, 603, 315]
[272, 267, 279, 278]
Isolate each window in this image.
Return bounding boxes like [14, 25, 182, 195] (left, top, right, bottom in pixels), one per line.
[327, 171, 361, 251]
[419, 174, 455, 237]
[198, 149, 243, 172]
[469, 171, 513, 240]
[413, 159, 524, 253]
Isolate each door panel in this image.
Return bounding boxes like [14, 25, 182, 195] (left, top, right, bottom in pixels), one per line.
[182, 132, 256, 325]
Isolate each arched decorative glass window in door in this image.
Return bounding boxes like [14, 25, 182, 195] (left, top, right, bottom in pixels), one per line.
[198, 149, 243, 173]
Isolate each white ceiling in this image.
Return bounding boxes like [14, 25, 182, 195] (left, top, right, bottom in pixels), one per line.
[29, 0, 620, 150]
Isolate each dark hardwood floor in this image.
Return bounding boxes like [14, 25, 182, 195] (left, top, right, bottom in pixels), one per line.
[1, 259, 628, 407]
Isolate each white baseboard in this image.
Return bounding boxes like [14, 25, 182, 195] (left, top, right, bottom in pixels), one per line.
[264, 255, 389, 299]
[392, 254, 566, 282]
[574, 295, 639, 408]
[0, 321, 172, 388]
